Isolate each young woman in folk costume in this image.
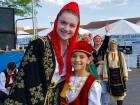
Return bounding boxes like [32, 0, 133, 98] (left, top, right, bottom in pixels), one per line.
[61, 41, 102, 105]
[103, 39, 128, 105]
[4, 2, 80, 105]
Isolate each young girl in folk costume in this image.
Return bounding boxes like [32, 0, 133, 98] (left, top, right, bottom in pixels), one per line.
[103, 39, 128, 105]
[61, 41, 101, 105]
[4, 2, 80, 105]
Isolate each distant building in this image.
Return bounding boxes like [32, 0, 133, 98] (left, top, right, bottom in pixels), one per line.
[17, 35, 32, 49]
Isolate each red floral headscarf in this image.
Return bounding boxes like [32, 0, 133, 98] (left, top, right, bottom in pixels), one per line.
[93, 34, 102, 41]
[49, 2, 80, 76]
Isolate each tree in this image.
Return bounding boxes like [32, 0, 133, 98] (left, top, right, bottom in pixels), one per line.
[0, 0, 41, 16]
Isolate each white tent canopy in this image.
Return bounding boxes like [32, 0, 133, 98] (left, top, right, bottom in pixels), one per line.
[91, 19, 140, 35]
[79, 27, 91, 34]
[17, 30, 30, 35]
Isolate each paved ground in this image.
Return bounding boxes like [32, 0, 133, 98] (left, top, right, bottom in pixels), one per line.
[109, 68, 140, 105]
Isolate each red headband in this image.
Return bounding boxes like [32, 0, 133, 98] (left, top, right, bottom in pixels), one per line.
[72, 41, 93, 55]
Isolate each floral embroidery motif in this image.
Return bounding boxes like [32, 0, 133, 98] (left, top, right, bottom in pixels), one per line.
[11, 44, 37, 91]
[4, 98, 23, 105]
[9, 68, 25, 95]
[44, 82, 63, 105]
[29, 84, 44, 105]
[5, 38, 60, 105]
[22, 45, 36, 67]
[43, 38, 55, 81]
[16, 68, 25, 88]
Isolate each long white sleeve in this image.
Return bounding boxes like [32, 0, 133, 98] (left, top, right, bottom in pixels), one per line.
[88, 81, 102, 105]
[0, 72, 8, 94]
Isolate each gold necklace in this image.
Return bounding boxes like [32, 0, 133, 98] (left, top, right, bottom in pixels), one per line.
[69, 82, 81, 91]
[68, 77, 84, 91]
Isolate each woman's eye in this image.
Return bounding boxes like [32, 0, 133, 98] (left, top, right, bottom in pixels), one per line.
[70, 24, 76, 28]
[60, 20, 67, 25]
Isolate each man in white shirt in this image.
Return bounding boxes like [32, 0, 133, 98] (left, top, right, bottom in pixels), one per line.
[0, 62, 16, 103]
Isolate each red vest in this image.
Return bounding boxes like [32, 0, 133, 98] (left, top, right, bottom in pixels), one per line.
[3, 70, 16, 88]
[61, 74, 96, 105]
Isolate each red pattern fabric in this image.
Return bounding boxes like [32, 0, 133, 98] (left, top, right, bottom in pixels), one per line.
[4, 71, 16, 88]
[93, 34, 102, 41]
[71, 41, 93, 55]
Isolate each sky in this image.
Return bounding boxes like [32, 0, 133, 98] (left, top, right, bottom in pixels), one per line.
[17, 0, 140, 29]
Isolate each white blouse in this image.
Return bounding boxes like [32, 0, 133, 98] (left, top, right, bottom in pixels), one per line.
[0, 71, 13, 95]
[51, 51, 67, 84]
[108, 51, 120, 68]
[66, 76, 101, 105]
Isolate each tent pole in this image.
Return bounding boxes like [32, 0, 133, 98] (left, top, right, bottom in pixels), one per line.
[32, 0, 38, 39]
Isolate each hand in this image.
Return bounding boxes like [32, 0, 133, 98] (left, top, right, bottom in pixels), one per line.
[105, 24, 110, 34]
[6, 87, 11, 91]
[124, 77, 128, 81]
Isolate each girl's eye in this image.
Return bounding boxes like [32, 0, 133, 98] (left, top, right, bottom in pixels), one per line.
[79, 55, 84, 59]
[60, 20, 67, 25]
[72, 54, 77, 58]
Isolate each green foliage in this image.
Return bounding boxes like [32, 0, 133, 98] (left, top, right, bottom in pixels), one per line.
[0, 0, 41, 16]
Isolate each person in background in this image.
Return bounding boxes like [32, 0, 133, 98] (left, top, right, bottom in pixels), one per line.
[4, 2, 80, 105]
[103, 39, 128, 105]
[60, 41, 101, 105]
[82, 33, 93, 44]
[92, 24, 111, 105]
[0, 62, 16, 103]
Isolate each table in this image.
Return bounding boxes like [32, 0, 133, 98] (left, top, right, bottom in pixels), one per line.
[0, 51, 24, 72]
